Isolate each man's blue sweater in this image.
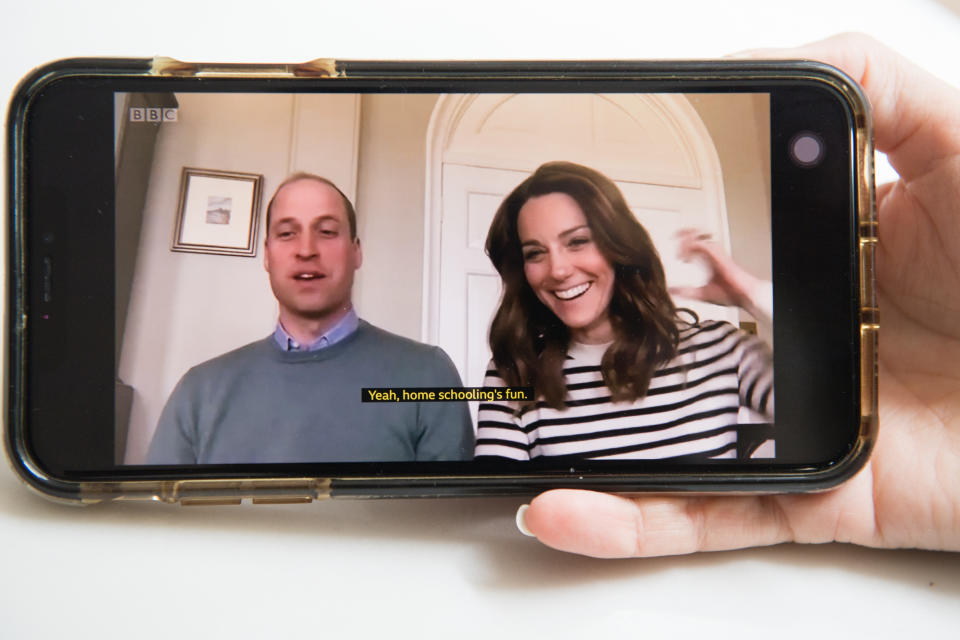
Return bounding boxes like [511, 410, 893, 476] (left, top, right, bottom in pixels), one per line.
[146, 321, 474, 463]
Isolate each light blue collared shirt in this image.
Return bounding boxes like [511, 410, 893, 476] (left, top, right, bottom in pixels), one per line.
[273, 308, 359, 352]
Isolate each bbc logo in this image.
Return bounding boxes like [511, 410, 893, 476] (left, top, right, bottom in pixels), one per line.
[130, 107, 178, 122]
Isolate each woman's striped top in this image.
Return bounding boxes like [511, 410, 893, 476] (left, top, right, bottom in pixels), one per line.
[475, 320, 774, 460]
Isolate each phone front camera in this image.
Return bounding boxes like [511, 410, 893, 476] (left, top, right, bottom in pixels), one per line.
[789, 132, 825, 168]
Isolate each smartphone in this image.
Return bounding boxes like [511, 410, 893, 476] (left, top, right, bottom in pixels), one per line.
[5, 57, 877, 504]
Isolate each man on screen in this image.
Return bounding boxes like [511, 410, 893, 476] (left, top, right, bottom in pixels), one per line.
[147, 173, 474, 464]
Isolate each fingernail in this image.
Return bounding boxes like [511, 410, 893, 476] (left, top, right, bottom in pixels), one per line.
[516, 504, 535, 537]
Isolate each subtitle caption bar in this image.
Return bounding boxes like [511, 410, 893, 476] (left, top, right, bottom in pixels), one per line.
[361, 387, 533, 403]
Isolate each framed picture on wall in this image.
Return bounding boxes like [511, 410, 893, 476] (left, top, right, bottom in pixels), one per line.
[172, 167, 264, 257]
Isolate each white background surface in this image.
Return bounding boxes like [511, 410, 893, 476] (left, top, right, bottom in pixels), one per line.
[3, 1, 959, 638]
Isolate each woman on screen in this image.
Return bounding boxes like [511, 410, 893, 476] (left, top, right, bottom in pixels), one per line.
[476, 161, 773, 460]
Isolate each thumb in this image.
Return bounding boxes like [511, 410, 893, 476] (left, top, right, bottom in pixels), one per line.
[520, 489, 794, 558]
[519, 465, 883, 558]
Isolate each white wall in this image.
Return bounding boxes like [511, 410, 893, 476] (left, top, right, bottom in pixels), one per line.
[690, 93, 771, 282]
[354, 93, 439, 340]
[119, 92, 359, 463]
[690, 93, 772, 340]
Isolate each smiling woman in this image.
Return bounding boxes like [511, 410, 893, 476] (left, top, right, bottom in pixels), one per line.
[476, 162, 774, 461]
[516, 192, 617, 345]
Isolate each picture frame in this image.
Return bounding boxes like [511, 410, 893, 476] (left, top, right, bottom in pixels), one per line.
[172, 167, 264, 257]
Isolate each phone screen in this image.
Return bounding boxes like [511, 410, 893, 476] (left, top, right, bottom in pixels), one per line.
[17, 69, 864, 485]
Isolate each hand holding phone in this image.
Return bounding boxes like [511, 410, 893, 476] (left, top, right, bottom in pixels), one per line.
[517, 33, 960, 557]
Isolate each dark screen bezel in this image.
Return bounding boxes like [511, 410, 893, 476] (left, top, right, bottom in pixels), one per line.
[8, 62, 863, 490]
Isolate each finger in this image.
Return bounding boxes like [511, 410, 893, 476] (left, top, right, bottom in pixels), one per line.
[668, 285, 708, 301]
[522, 489, 795, 558]
[674, 228, 711, 241]
[675, 237, 726, 268]
[675, 232, 714, 262]
[739, 33, 960, 180]
[875, 180, 896, 209]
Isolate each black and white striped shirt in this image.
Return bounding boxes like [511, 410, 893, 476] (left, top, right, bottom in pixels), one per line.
[475, 321, 773, 460]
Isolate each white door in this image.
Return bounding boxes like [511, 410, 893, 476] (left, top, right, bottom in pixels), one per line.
[437, 164, 524, 391]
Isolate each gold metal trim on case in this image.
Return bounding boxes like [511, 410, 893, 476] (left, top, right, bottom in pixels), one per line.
[79, 478, 332, 504]
[150, 57, 341, 78]
[852, 70, 879, 445]
[181, 498, 243, 506]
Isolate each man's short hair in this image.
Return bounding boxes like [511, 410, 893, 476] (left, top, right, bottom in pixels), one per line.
[264, 172, 358, 239]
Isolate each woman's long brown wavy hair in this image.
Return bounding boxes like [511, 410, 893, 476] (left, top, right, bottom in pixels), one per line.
[485, 161, 685, 409]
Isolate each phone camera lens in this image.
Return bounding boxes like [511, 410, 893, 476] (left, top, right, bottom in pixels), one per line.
[789, 132, 824, 168]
